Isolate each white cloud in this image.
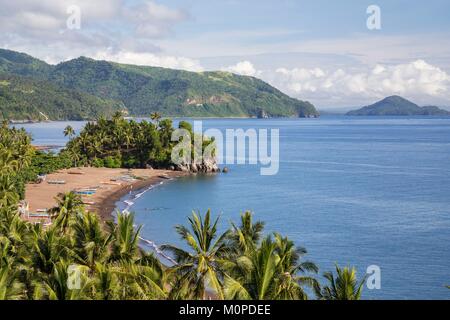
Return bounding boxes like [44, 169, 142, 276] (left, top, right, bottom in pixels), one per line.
[123, 1, 187, 39]
[93, 51, 203, 72]
[270, 60, 450, 107]
[0, 0, 188, 64]
[222, 61, 261, 77]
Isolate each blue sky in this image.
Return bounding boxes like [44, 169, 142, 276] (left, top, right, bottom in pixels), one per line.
[1, 0, 450, 109]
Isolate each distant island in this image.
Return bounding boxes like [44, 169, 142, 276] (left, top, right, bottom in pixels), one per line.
[0, 48, 318, 121]
[346, 96, 450, 116]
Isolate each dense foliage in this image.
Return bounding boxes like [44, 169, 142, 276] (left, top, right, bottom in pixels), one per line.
[0, 196, 366, 300]
[62, 113, 214, 170]
[0, 121, 35, 201]
[0, 48, 319, 119]
[0, 74, 124, 121]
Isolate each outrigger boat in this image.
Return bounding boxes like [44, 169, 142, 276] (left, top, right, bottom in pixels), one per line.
[68, 171, 85, 175]
[47, 180, 66, 185]
[74, 190, 96, 195]
[101, 181, 122, 186]
[28, 212, 51, 218]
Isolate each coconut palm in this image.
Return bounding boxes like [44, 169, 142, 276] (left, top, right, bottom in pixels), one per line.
[107, 212, 141, 263]
[38, 260, 89, 300]
[229, 211, 265, 255]
[0, 266, 24, 300]
[89, 262, 120, 300]
[273, 233, 319, 300]
[49, 192, 84, 232]
[71, 212, 112, 269]
[63, 125, 75, 139]
[0, 175, 20, 208]
[223, 235, 318, 300]
[0, 210, 29, 264]
[113, 260, 167, 300]
[29, 226, 67, 275]
[315, 264, 366, 300]
[0, 149, 19, 175]
[161, 210, 230, 300]
[150, 112, 162, 123]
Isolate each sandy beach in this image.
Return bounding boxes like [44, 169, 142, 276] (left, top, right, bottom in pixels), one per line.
[25, 167, 187, 222]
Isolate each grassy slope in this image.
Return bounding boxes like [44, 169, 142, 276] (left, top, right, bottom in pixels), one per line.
[0, 74, 124, 121]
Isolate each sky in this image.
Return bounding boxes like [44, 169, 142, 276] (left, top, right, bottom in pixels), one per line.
[1, 0, 450, 110]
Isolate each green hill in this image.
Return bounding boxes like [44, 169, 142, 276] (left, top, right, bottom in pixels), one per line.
[0, 74, 124, 121]
[347, 96, 450, 116]
[0, 48, 318, 119]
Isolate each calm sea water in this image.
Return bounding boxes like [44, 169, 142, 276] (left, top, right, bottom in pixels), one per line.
[18, 116, 450, 299]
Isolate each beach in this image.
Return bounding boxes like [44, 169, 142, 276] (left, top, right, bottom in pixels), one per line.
[25, 167, 187, 222]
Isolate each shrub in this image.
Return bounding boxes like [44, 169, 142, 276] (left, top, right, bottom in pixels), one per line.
[92, 158, 104, 168]
[104, 156, 122, 168]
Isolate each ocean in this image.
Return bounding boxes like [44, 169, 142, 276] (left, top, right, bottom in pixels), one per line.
[18, 116, 450, 299]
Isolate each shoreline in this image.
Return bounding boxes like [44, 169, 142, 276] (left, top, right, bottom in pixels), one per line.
[24, 167, 188, 224]
[95, 171, 188, 222]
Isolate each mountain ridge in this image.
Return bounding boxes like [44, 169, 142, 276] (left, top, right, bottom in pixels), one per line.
[0, 48, 319, 120]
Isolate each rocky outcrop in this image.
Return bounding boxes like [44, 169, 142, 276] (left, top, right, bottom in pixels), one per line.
[173, 157, 221, 173]
[257, 108, 270, 119]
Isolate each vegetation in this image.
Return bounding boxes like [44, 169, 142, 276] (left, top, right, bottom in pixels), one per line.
[0, 48, 319, 119]
[315, 265, 366, 300]
[0, 74, 124, 121]
[62, 113, 215, 169]
[347, 95, 450, 116]
[0, 121, 34, 202]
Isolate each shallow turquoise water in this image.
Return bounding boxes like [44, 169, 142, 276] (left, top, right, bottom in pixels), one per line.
[19, 116, 450, 299]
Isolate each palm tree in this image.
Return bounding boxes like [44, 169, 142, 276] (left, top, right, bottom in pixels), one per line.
[0, 175, 20, 208]
[0, 266, 24, 300]
[29, 226, 67, 275]
[161, 210, 230, 300]
[150, 112, 162, 123]
[107, 212, 141, 263]
[113, 260, 168, 300]
[229, 211, 265, 255]
[63, 125, 75, 139]
[38, 260, 89, 300]
[71, 212, 112, 269]
[90, 262, 119, 300]
[0, 209, 29, 264]
[223, 235, 318, 300]
[273, 233, 318, 300]
[315, 264, 366, 300]
[49, 192, 84, 232]
[0, 149, 19, 175]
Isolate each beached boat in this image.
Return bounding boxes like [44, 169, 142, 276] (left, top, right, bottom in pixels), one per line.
[68, 171, 85, 175]
[74, 190, 96, 195]
[101, 181, 122, 186]
[28, 213, 51, 218]
[47, 180, 66, 185]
